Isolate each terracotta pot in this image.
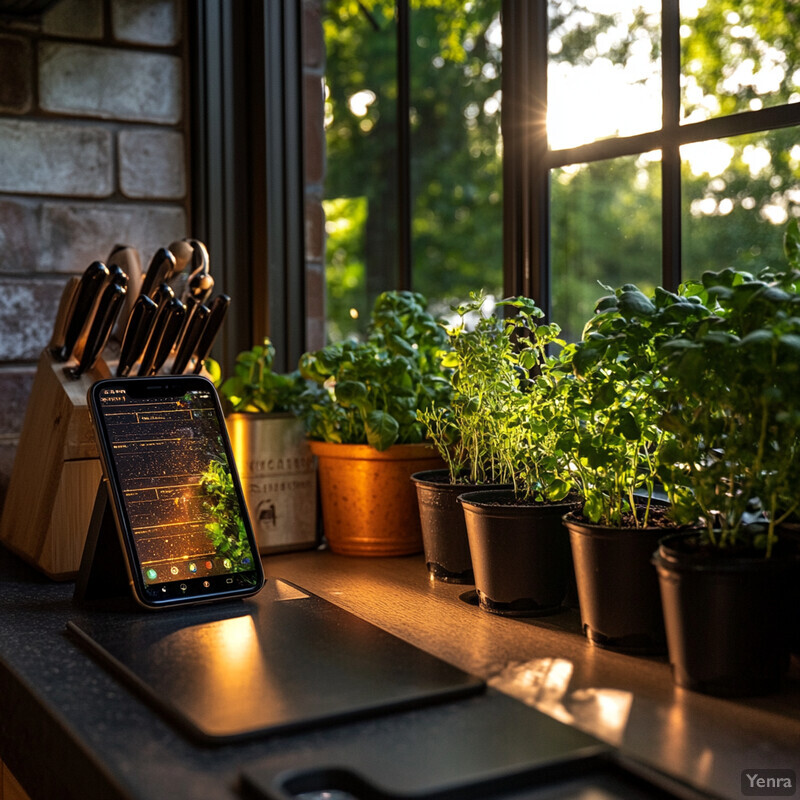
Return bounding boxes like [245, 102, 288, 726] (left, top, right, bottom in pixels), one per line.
[310, 441, 443, 556]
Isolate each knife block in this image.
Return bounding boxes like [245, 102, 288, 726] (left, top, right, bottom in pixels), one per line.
[0, 349, 110, 580]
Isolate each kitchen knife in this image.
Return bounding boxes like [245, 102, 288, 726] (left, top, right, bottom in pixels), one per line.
[191, 294, 230, 374]
[116, 294, 158, 377]
[170, 301, 210, 374]
[152, 281, 175, 309]
[48, 275, 81, 352]
[150, 298, 188, 375]
[107, 244, 143, 336]
[68, 281, 127, 379]
[168, 239, 194, 274]
[140, 248, 176, 299]
[54, 260, 110, 362]
[137, 297, 186, 376]
[72, 266, 128, 363]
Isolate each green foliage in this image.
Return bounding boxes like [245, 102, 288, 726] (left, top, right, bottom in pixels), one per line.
[655, 250, 800, 555]
[199, 457, 252, 569]
[297, 290, 451, 451]
[215, 339, 307, 414]
[417, 292, 573, 501]
[552, 283, 708, 527]
[323, 0, 503, 334]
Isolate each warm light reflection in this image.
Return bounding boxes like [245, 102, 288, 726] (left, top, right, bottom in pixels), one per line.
[488, 658, 633, 746]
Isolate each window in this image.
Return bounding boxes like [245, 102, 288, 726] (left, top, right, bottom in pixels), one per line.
[322, 0, 799, 342]
[191, 1, 800, 358]
[322, 0, 502, 339]
[535, 0, 800, 338]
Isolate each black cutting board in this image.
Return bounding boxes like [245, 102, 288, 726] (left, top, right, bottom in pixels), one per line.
[66, 579, 485, 744]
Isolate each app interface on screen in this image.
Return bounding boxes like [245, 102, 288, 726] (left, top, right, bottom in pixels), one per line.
[97, 386, 256, 587]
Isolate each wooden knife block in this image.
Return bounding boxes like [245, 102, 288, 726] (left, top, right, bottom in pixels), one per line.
[0, 349, 110, 580]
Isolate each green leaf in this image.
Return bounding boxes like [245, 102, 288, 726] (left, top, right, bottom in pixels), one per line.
[365, 410, 399, 451]
[572, 342, 606, 376]
[583, 493, 604, 524]
[785, 218, 800, 270]
[334, 380, 369, 408]
[617, 288, 655, 318]
[617, 410, 641, 440]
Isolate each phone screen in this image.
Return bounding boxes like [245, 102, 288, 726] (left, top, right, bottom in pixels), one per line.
[89, 376, 264, 607]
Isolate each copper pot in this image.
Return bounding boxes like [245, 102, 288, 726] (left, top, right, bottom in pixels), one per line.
[310, 440, 443, 556]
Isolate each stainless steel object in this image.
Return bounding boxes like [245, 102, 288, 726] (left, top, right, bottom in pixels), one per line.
[226, 412, 318, 554]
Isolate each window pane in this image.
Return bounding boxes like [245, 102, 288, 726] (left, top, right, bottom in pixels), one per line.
[550, 153, 662, 341]
[680, 0, 800, 124]
[323, 2, 398, 341]
[681, 127, 800, 275]
[410, 0, 503, 318]
[547, 1, 662, 150]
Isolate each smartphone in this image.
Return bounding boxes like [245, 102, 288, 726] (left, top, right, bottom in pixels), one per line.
[88, 375, 264, 608]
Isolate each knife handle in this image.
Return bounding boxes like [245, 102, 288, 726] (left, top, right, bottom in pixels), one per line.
[117, 294, 158, 377]
[150, 299, 187, 375]
[171, 302, 210, 374]
[138, 297, 185, 376]
[56, 261, 110, 362]
[192, 294, 230, 374]
[107, 245, 142, 336]
[69, 282, 127, 378]
[48, 276, 81, 351]
[141, 247, 176, 299]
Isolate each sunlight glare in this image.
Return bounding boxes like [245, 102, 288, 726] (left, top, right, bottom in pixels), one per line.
[348, 89, 376, 117]
[681, 140, 735, 176]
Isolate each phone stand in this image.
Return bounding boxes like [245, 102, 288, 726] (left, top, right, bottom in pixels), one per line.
[73, 480, 133, 605]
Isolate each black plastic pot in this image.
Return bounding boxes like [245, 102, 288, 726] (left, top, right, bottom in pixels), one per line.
[458, 490, 575, 617]
[654, 532, 800, 697]
[564, 512, 670, 654]
[411, 471, 509, 583]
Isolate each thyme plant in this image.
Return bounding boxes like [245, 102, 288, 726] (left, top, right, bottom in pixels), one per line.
[418, 293, 572, 501]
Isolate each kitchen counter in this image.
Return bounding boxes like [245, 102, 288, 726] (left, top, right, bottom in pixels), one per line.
[0, 543, 798, 799]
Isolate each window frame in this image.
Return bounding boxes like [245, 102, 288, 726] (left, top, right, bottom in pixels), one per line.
[506, 0, 800, 319]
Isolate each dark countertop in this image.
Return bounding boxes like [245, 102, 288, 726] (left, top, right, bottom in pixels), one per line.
[1, 544, 799, 800]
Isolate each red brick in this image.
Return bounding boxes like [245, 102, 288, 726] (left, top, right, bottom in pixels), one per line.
[305, 260, 325, 319]
[0, 35, 32, 113]
[304, 197, 325, 261]
[303, 73, 325, 185]
[302, 0, 325, 70]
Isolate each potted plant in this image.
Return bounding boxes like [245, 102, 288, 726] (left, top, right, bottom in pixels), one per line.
[449, 296, 578, 616]
[653, 251, 800, 696]
[557, 283, 702, 653]
[412, 292, 517, 583]
[207, 340, 318, 555]
[297, 291, 450, 556]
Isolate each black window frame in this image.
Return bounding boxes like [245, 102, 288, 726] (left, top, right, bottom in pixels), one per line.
[190, 0, 800, 360]
[503, 0, 800, 319]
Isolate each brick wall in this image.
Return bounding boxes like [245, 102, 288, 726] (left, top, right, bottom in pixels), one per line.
[0, 0, 189, 502]
[0, 0, 328, 506]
